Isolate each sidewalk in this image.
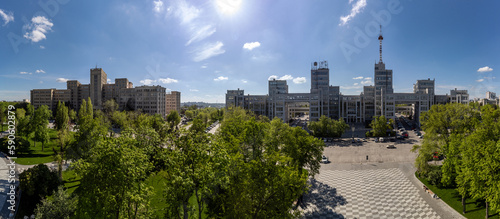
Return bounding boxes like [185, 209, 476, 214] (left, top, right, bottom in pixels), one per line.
[0, 153, 18, 219]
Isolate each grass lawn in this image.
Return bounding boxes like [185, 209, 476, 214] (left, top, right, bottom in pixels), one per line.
[62, 169, 81, 195]
[13, 128, 62, 165]
[145, 170, 208, 218]
[416, 173, 499, 219]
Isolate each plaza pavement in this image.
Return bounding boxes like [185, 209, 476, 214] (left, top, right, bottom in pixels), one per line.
[300, 130, 465, 219]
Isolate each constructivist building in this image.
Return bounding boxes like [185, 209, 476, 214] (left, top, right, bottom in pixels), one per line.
[226, 30, 469, 126]
[31, 67, 180, 119]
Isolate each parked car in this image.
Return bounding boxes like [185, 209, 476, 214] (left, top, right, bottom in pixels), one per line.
[379, 137, 385, 142]
[322, 155, 329, 164]
[386, 144, 396, 149]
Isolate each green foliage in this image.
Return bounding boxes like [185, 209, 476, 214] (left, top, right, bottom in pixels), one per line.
[68, 109, 77, 124]
[74, 137, 154, 218]
[55, 101, 69, 131]
[33, 105, 52, 151]
[0, 137, 31, 154]
[308, 115, 349, 138]
[34, 186, 77, 219]
[103, 99, 118, 115]
[19, 164, 61, 216]
[166, 110, 181, 130]
[414, 103, 500, 215]
[368, 115, 393, 137]
[204, 107, 323, 218]
[69, 98, 108, 160]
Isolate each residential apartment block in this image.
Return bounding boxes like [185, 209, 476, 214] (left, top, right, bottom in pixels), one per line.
[166, 91, 181, 115]
[30, 68, 180, 119]
[226, 31, 469, 126]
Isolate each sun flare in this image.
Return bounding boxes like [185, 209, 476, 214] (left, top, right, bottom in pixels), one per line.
[215, 0, 242, 15]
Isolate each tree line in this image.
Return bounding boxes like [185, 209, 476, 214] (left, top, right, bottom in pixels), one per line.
[16, 100, 325, 218]
[412, 103, 500, 218]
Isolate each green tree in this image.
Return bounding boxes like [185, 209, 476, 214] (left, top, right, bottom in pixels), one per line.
[19, 164, 61, 216]
[55, 101, 69, 131]
[33, 105, 52, 151]
[34, 186, 77, 219]
[166, 110, 181, 131]
[103, 99, 119, 115]
[68, 109, 77, 124]
[369, 115, 393, 137]
[308, 115, 348, 138]
[74, 137, 153, 218]
[69, 98, 108, 160]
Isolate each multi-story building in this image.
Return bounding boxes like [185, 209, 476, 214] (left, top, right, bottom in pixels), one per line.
[226, 30, 470, 126]
[31, 68, 178, 119]
[166, 91, 181, 115]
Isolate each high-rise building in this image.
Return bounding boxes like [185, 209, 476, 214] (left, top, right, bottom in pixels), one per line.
[31, 68, 178, 119]
[90, 68, 107, 110]
[226, 27, 469, 126]
[166, 91, 181, 115]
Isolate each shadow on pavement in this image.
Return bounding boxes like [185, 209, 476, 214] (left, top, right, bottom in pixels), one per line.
[300, 178, 347, 219]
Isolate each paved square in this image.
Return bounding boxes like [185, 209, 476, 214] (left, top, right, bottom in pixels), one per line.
[301, 168, 440, 219]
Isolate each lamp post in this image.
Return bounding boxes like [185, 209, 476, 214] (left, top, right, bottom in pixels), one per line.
[351, 125, 355, 142]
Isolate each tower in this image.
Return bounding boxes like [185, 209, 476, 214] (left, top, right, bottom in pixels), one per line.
[378, 25, 383, 63]
[90, 67, 107, 109]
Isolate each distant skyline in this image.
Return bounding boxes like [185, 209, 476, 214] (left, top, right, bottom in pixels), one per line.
[1, 0, 499, 102]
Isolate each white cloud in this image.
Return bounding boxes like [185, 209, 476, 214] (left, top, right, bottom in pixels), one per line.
[361, 80, 372, 85]
[140, 79, 156, 85]
[39, 45, 45, 49]
[214, 76, 228, 81]
[268, 75, 278, 80]
[107, 79, 111, 82]
[175, 0, 201, 25]
[193, 41, 225, 62]
[364, 77, 372, 80]
[186, 24, 216, 46]
[35, 69, 46, 74]
[477, 66, 493, 73]
[476, 79, 484, 82]
[268, 75, 298, 81]
[241, 80, 248, 83]
[353, 83, 359, 86]
[153, 0, 164, 13]
[56, 78, 69, 83]
[243, 42, 261, 50]
[0, 9, 14, 26]
[353, 76, 363, 80]
[19, 71, 29, 75]
[201, 65, 208, 68]
[158, 78, 179, 84]
[190, 89, 199, 92]
[39, 81, 43, 84]
[293, 77, 306, 84]
[339, 0, 367, 26]
[24, 16, 54, 43]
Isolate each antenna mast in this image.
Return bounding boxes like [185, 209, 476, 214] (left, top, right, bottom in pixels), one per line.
[378, 25, 383, 63]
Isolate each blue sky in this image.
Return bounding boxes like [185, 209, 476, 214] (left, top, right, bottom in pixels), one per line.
[1, 0, 499, 102]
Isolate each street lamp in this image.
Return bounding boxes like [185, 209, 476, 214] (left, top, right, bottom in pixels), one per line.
[351, 125, 355, 142]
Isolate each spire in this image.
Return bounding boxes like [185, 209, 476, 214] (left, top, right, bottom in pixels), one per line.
[378, 25, 383, 63]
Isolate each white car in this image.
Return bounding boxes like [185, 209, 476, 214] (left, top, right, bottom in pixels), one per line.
[386, 144, 396, 149]
[322, 155, 329, 164]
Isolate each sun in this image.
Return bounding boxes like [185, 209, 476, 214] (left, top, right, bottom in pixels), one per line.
[215, 0, 242, 16]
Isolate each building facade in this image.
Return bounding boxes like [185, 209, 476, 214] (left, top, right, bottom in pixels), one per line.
[226, 32, 469, 126]
[165, 91, 181, 115]
[31, 68, 178, 119]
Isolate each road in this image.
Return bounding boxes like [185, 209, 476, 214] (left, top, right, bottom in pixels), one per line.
[300, 131, 465, 219]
